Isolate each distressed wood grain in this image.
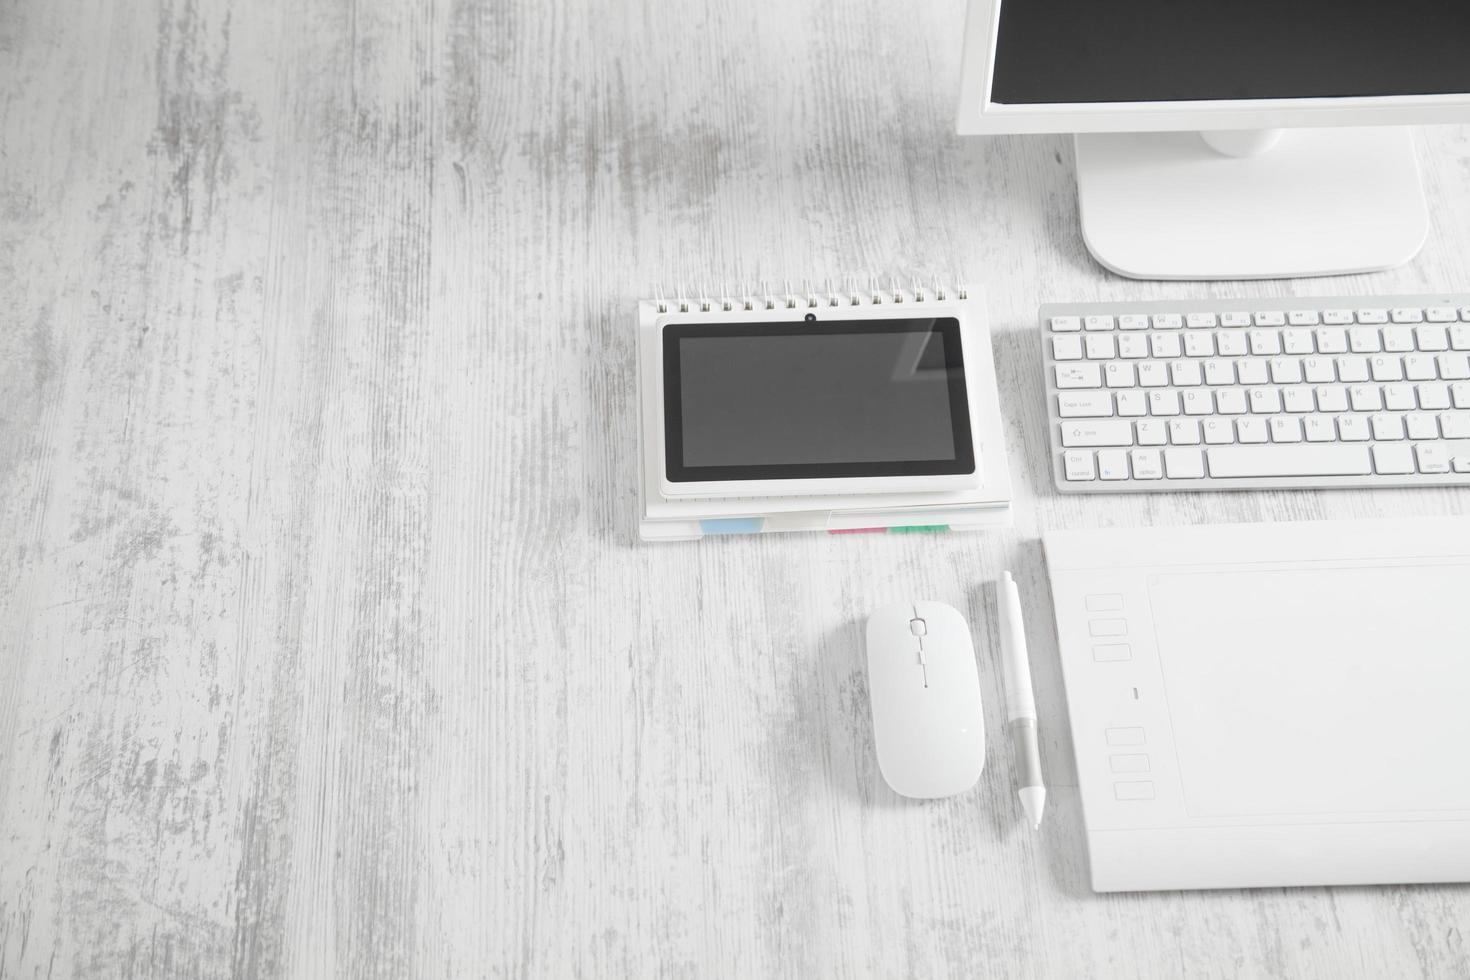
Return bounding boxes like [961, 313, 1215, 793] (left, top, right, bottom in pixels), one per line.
[3, 0, 1470, 976]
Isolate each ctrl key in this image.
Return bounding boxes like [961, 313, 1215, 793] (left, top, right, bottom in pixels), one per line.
[1063, 450, 1096, 481]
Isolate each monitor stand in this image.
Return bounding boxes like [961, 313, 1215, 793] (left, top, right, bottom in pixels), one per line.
[1074, 127, 1428, 281]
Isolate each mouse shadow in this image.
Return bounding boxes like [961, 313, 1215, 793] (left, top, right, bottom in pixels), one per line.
[819, 619, 916, 812]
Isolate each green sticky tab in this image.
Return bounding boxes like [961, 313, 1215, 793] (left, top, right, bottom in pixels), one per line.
[887, 524, 950, 534]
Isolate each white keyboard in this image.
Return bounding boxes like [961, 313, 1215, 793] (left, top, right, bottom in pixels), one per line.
[1041, 297, 1470, 492]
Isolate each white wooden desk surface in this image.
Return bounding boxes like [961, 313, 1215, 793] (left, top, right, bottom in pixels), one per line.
[3, 0, 1470, 976]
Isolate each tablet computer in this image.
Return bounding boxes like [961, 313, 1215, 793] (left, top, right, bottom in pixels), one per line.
[658, 316, 979, 498]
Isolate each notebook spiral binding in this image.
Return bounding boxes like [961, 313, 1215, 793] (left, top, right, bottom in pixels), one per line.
[651, 276, 969, 314]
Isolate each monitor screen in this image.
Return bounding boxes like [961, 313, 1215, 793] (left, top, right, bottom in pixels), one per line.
[990, 0, 1470, 105]
[661, 318, 974, 482]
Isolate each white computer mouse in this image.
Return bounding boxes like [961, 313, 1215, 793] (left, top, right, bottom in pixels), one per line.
[865, 600, 986, 799]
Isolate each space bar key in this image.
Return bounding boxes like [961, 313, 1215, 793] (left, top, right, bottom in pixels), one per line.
[1206, 444, 1373, 478]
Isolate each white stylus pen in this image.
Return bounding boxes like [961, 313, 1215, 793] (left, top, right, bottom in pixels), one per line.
[999, 571, 1046, 828]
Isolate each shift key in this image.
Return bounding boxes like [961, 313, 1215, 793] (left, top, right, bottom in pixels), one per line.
[1061, 419, 1135, 447]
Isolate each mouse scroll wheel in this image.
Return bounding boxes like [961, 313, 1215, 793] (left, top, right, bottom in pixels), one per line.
[909, 617, 927, 637]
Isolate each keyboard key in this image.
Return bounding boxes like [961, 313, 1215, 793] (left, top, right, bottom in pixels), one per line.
[1151, 333, 1182, 358]
[1349, 384, 1382, 411]
[1372, 443, 1414, 474]
[1337, 355, 1370, 383]
[1215, 388, 1247, 414]
[1207, 444, 1371, 478]
[1383, 384, 1415, 411]
[1236, 417, 1268, 443]
[1404, 354, 1437, 381]
[1316, 385, 1348, 412]
[1063, 450, 1096, 480]
[1441, 411, 1470, 438]
[1371, 356, 1404, 382]
[1084, 314, 1115, 331]
[1249, 329, 1282, 355]
[1057, 364, 1103, 388]
[1417, 444, 1450, 473]
[1148, 390, 1181, 416]
[1371, 413, 1405, 440]
[1216, 332, 1248, 356]
[1118, 313, 1149, 331]
[1249, 387, 1282, 413]
[1181, 390, 1212, 416]
[1130, 449, 1163, 479]
[1419, 383, 1451, 410]
[1391, 307, 1424, 323]
[1115, 391, 1147, 417]
[1270, 416, 1303, 443]
[1183, 332, 1215, 357]
[1455, 383, 1470, 408]
[1186, 312, 1217, 328]
[1171, 360, 1202, 386]
[1382, 326, 1415, 352]
[1058, 391, 1114, 418]
[1051, 315, 1082, 332]
[1451, 324, 1470, 350]
[1427, 307, 1457, 323]
[1406, 413, 1439, 440]
[1086, 334, 1116, 359]
[1270, 357, 1302, 384]
[1136, 420, 1167, 445]
[1337, 414, 1370, 441]
[1061, 420, 1135, 447]
[1349, 327, 1382, 353]
[1416, 324, 1449, 351]
[1202, 418, 1234, 444]
[1137, 362, 1169, 387]
[1439, 353, 1470, 380]
[1104, 362, 1136, 388]
[1287, 310, 1320, 326]
[1282, 386, 1315, 412]
[1315, 328, 1348, 354]
[1304, 416, 1336, 442]
[1323, 309, 1354, 325]
[1204, 359, 1235, 385]
[1097, 449, 1130, 480]
[1357, 308, 1388, 324]
[1254, 311, 1285, 327]
[1053, 335, 1083, 360]
[1169, 419, 1201, 445]
[1303, 357, 1335, 383]
[1220, 312, 1251, 327]
[1164, 447, 1205, 479]
[1152, 313, 1183, 329]
[1237, 359, 1269, 385]
[1117, 334, 1149, 358]
[1282, 329, 1313, 354]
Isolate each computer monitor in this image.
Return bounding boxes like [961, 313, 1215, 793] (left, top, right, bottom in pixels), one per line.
[956, 0, 1470, 280]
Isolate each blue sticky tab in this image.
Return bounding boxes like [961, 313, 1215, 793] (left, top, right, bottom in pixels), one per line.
[699, 517, 764, 536]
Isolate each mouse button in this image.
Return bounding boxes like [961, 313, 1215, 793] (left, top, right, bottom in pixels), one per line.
[908, 617, 927, 636]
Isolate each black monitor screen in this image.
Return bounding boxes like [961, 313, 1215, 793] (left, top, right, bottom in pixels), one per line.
[662, 318, 974, 482]
[991, 0, 1470, 104]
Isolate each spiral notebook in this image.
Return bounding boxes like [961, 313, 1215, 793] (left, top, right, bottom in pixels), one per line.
[635, 279, 1012, 541]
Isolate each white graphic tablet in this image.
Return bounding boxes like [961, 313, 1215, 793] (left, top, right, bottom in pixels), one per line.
[1045, 516, 1470, 892]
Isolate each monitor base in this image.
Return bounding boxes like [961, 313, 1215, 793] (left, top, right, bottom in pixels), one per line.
[1075, 128, 1428, 281]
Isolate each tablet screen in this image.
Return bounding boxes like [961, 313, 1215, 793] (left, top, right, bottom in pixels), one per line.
[662, 318, 974, 482]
